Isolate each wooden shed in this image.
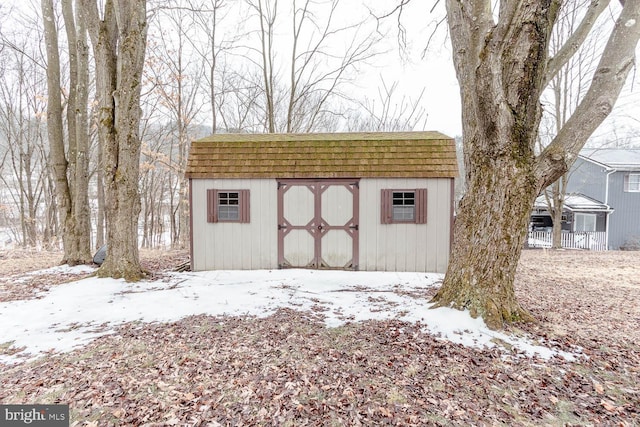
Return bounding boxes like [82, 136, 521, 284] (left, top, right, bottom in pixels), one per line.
[185, 131, 458, 273]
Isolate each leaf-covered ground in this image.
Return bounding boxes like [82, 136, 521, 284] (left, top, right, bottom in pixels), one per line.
[1, 249, 639, 426]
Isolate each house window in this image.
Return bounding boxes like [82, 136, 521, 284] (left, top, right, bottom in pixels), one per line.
[574, 213, 596, 232]
[207, 189, 250, 223]
[381, 189, 427, 224]
[624, 174, 640, 192]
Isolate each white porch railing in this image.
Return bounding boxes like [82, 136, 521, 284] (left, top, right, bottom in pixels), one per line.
[527, 231, 607, 251]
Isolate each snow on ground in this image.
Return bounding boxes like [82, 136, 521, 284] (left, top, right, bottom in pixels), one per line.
[0, 266, 578, 364]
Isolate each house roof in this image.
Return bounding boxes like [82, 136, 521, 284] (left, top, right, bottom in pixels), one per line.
[534, 193, 613, 213]
[185, 131, 458, 179]
[580, 148, 640, 170]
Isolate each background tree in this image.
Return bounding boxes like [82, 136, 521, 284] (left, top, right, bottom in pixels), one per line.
[244, 0, 382, 133]
[346, 76, 427, 132]
[430, 0, 640, 329]
[539, 1, 607, 249]
[144, 8, 206, 249]
[0, 19, 50, 249]
[41, 0, 93, 265]
[183, 0, 239, 132]
[83, 0, 148, 280]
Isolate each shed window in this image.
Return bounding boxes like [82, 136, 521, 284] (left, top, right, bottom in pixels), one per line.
[218, 192, 239, 220]
[207, 189, 250, 223]
[624, 174, 640, 192]
[381, 189, 427, 224]
[393, 192, 415, 221]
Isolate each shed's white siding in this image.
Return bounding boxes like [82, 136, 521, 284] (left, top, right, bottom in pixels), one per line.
[191, 179, 278, 270]
[359, 178, 452, 273]
[191, 177, 453, 273]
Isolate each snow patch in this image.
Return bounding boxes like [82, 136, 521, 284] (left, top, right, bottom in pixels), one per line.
[0, 269, 579, 364]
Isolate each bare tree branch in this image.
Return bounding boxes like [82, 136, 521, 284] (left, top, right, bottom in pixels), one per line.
[545, 0, 611, 86]
[536, 0, 640, 188]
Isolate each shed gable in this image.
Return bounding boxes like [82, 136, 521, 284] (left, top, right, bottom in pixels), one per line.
[185, 131, 458, 179]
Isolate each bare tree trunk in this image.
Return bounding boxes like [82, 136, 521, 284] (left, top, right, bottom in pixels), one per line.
[432, 0, 640, 329]
[41, 0, 73, 259]
[248, 0, 277, 132]
[41, 0, 93, 264]
[84, 0, 147, 280]
[433, 132, 538, 328]
[70, 0, 93, 262]
[550, 177, 567, 249]
[209, 1, 219, 132]
[178, 177, 189, 249]
[95, 141, 105, 249]
[0, 49, 47, 249]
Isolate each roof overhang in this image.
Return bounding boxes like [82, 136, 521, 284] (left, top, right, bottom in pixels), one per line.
[533, 193, 614, 213]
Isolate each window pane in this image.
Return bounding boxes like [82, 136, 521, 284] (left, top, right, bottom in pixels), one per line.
[630, 174, 640, 191]
[218, 192, 240, 220]
[575, 213, 596, 232]
[393, 206, 415, 221]
[218, 205, 239, 220]
[391, 191, 415, 220]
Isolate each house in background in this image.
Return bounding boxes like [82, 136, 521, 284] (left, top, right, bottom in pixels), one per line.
[185, 132, 458, 274]
[529, 193, 613, 250]
[532, 148, 640, 250]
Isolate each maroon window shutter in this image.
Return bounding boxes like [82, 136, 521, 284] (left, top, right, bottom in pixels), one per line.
[207, 189, 218, 223]
[381, 189, 392, 224]
[240, 189, 250, 223]
[415, 188, 428, 224]
[623, 174, 630, 192]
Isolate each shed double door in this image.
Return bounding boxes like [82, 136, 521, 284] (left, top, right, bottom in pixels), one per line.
[277, 179, 359, 270]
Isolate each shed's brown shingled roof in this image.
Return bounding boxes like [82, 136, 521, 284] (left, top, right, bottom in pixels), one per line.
[185, 131, 458, 179]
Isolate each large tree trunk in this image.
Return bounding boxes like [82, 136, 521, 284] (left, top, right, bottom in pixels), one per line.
[42, 0, 93, 265]
[41, 0, 73, 261]
[68, 0, 93, 263]
[432, 0, 640, 329]
[433, 158, 537, 328]
[432, 1, 555, 329]
[84, 0, 147, 280]
[95, 142, 105, 249]
[62, 0, 93, 265]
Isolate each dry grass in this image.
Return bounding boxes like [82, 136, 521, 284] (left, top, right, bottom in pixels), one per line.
[0, 249, 639, 426]
[516, 249, 640, 349]
[0, 248, 64, 276]
[0, 249, 189, 302]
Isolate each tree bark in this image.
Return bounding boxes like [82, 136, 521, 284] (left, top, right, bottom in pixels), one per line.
[62, 0, 93, 265]
[71, 0, 93, 263]
[433, 0, 640, 329]
[95, 142, 105, 249]
[41, 0, 93, 265]
[41, 0, 73, 260]
[83, 0, 147, 280]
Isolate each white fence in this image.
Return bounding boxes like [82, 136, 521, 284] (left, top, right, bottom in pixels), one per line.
[527, 231, 607, 251]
